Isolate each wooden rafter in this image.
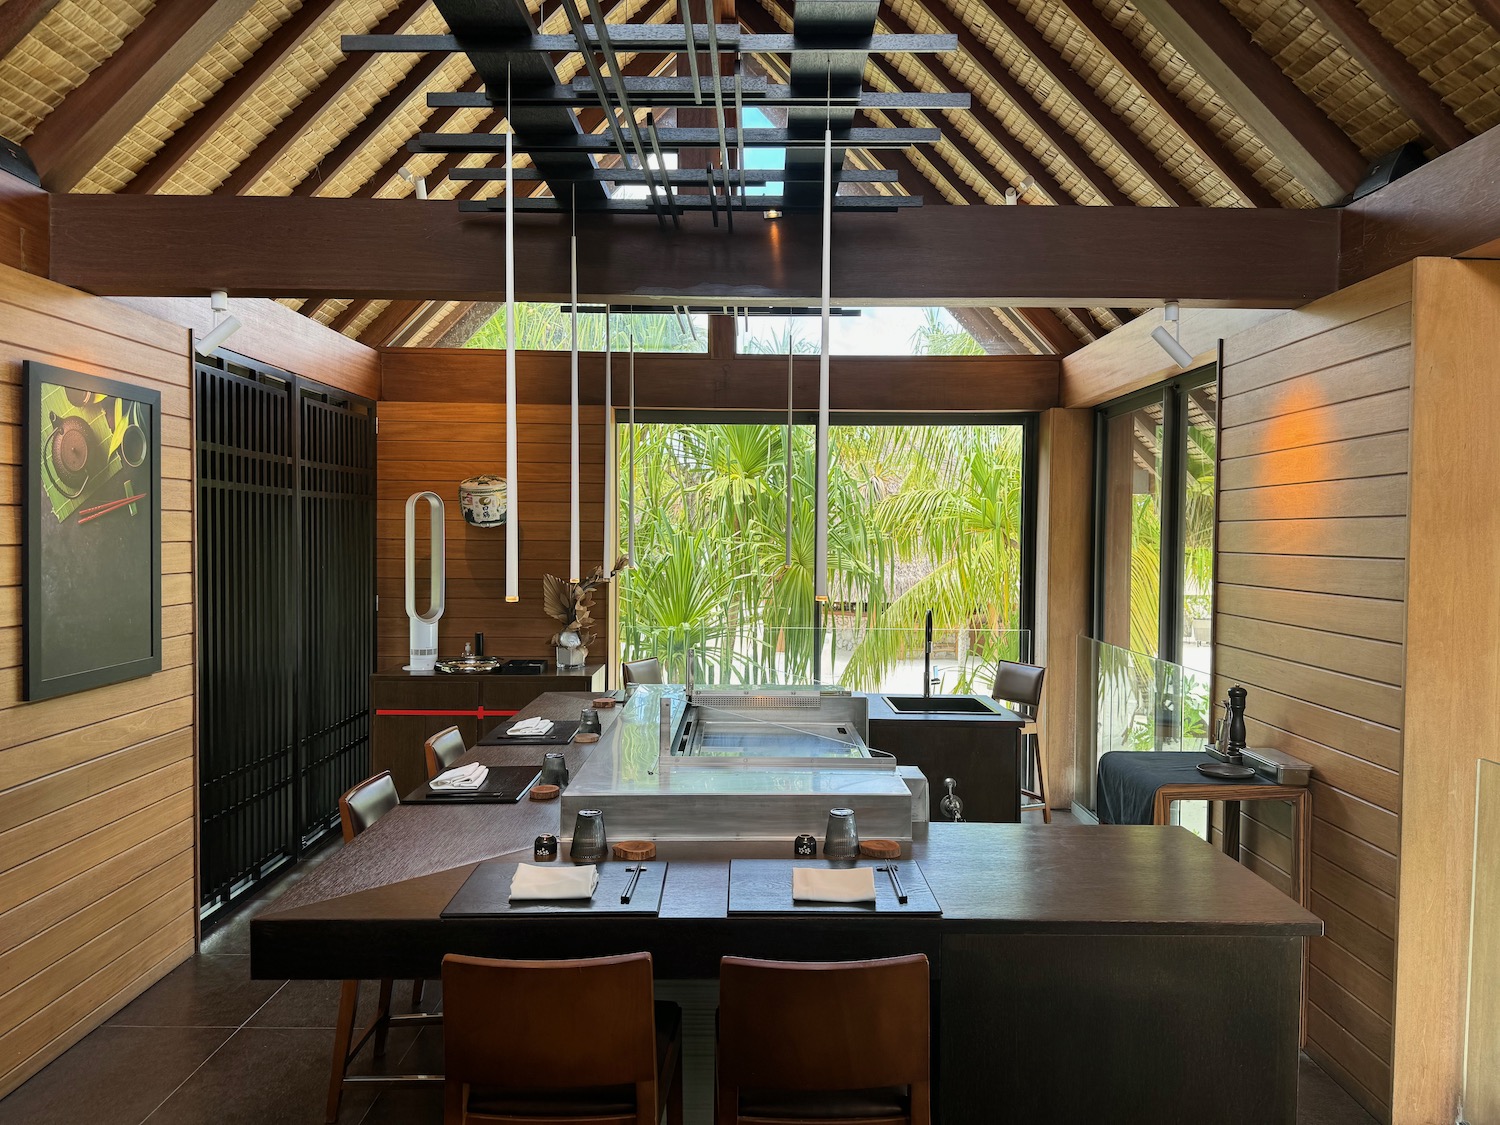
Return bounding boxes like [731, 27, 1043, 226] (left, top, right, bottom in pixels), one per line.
[0, 0, 62, 60]
[126, 0, 346, 194]
[1054, 0, 1275, 208]
[1298, 0, 1470, 152]
[877, 2, 1133, 207]
[292, 50, 453, 196]
[359, 299, 426, 345]
[1131, 0, 1365, 204]
[326, 300, 369, 334]
[25, 0, 254, 192]
[215, 0, 431, 196]
[945, 0, 1196, 207]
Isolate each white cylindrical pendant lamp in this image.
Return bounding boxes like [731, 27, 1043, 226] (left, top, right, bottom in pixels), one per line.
[504, 122, 519, 602]
[814, 127, 831, 604]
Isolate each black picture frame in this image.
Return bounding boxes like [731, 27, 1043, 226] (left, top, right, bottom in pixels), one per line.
[23, 361, 163, 700]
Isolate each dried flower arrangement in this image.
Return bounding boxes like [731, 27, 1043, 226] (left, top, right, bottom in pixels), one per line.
[542, 557, 629, 651]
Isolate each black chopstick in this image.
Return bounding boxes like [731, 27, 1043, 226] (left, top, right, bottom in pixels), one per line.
[621, 865, 644, 904]
[881, 865, 908, 905]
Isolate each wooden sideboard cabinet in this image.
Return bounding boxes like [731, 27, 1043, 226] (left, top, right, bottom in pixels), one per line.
[370, 664, 607, 794]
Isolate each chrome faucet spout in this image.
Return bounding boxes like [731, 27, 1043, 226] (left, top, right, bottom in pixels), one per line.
[923, 610, 934, 698]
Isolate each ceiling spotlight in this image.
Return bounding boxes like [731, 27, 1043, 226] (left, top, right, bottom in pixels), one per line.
[763, 208, 782, 220]
[398, 165, 428, 199]
[1004, 187, 1018, 205]
[1151, 299, 1194, 368]
[193, 290, 242, 358]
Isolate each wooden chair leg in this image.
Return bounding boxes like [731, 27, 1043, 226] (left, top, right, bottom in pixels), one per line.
[326, 980, 360, 1123]
[1034, 734, 1052, 824]
[373, 979, 394, 1057]
[668, 1056, 684, 1125]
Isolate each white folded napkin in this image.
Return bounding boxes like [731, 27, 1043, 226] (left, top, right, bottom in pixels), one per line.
[509, 863, 599, 901]
[792, 866, 876, 903]
[430, 763, 488, 790]
[506, 717, 555, 737]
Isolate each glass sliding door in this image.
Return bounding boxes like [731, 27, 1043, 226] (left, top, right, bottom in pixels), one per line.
[1181, 380, 1217, 675]
[1097, 395, 1165, 658]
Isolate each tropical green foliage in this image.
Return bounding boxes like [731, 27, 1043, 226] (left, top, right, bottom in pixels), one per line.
[465, 303, 706, 352]
[617, 422, 1025, 690]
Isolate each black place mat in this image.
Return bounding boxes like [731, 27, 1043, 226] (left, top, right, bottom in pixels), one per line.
[442, 861, 668, 917]
[728, 859, 942, 916]
[403, 766, 541, 804]
[477, 719, 582, 746]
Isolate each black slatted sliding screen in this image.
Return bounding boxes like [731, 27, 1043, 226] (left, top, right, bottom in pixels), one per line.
[195, 353, 375, 918]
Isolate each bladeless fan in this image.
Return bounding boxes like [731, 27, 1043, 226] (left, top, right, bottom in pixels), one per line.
[404, 491, 446, 671]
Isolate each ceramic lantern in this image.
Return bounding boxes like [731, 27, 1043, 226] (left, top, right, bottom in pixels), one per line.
[459, 474, 507, 528]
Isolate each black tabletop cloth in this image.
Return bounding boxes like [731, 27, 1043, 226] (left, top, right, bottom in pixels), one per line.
[1096, 750, 1273, 825]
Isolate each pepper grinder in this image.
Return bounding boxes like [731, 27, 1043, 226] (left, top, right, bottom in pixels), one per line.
[1198, 684, 1256, 779]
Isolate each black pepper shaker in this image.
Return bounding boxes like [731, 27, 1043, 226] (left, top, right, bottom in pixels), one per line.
[533, 834, 558, 861]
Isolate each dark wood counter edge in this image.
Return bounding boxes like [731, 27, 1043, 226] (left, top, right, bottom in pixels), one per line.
[372, 663, 608, 680]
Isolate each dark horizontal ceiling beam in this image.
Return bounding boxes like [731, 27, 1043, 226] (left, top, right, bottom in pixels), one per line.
[0, 0, 62, 61]
[411, 127, 940, 152]
[344, 31, 956, 52]
[48, 195, 1340, 305]
[427, 85, 972, 109]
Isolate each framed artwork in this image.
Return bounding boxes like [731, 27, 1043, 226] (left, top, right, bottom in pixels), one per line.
[23, 361, 162, 701]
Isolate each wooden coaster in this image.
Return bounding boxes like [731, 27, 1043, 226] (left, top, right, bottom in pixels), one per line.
[612, 840, 656, 861]
[528, 784, 561, 802]
[575, 732, 601, 743]
[592, 697, 617, 709]
[858, 839, 902, 859]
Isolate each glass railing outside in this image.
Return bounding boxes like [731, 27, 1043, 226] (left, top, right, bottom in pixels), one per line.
[1466, 757, 1500, 1125]
[1073, 635, 1213, 829]
[618, 623, 1030, 696]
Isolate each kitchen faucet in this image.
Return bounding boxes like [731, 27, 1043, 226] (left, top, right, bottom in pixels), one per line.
[924, 609, 934, 698]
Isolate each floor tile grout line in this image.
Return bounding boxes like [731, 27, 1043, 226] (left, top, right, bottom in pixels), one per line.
[136, 978, 293, 1125]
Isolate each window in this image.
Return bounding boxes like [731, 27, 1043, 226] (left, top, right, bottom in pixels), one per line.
[463, 305, 708, 352]
[736, 308, 984, 356]
[616, 417, 1034, 691]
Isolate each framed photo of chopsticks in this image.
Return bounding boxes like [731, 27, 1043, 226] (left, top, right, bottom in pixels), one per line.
[23, 362, 162, 700]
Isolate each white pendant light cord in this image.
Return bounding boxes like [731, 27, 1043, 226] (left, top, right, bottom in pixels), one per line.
[603, 308, 614, 575]
[627, 333, 636, 567]
[785, 337, 793, 569]
[569, 191, 580, 584]
[814, 122, 831, 605]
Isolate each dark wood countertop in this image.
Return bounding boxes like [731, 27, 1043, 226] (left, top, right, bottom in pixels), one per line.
[258, 691, 1320, 977]
[372, 663, 607, 681]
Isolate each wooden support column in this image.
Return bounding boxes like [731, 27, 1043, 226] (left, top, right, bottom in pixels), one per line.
[1034, 407, 1093, 808]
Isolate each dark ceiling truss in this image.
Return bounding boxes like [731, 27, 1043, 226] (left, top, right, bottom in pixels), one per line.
[344, 0, 963, 213]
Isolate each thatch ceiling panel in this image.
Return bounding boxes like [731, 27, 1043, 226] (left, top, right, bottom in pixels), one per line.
[0, 0, 151, 140]
[1222, 0, 1417, 154]
[1371, 0, 1499, 134]
[1099, 0, 1319, 209]
[80, 0, 292, 193]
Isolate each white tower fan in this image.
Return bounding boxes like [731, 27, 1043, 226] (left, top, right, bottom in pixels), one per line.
[403, 491, 446, 671]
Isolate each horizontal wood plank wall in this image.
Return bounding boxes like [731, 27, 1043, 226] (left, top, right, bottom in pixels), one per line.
[0, 262, 196, 1097]
[1212, 264, 1413, 1123]
[376, 401, 607, 666]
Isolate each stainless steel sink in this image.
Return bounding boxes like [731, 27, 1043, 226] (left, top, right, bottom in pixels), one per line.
[882, 695, 997, 714]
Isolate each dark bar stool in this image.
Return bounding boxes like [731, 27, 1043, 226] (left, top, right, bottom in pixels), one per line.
[425, 725, 468, 780]
[622, 657, 663, 686]
[991, 660, 1050, 823]
[326, 771, 442, 1122]
[716, 955, 930, 1125]
[442, 951, 683, 1125]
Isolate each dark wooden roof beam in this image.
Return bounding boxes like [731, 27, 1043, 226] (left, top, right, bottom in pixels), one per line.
[26, 0, 255, 191]
[1054, 0, 1276, 208]
[0, 0, 62, 60]
[1130, 0, 1366, 204]
[126, 0, 346, 194]
[1298, 0, 1471, 152]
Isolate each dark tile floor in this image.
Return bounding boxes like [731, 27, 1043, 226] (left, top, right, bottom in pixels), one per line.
[0, 838, 1380, 1125]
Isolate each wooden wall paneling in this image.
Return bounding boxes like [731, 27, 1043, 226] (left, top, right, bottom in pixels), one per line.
[1034, 409, 1093, 807]
[375, 402, 608, 664]
[378, 349, 1062, 412]
[1213, 267, 1414, 1121]
[0, 260, 197, 1097]
[0, 172, 47, 278]
[109, 296, 379, 399]
[1390, 259, 1500, 1125]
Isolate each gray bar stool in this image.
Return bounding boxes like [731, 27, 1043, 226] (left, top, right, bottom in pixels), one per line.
[991, 660, 1050, 823]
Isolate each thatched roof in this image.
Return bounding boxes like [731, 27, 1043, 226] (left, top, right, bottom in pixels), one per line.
[2, 0, 1496, 353]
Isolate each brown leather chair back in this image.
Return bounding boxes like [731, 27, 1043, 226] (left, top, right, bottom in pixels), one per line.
[338, 771, 399, 843]
[718, 955, 930, 1104]
[443, 952, 661, 1119]
[991, 660, 1045, 717]
[621, 658, 663, 686]
[424, 725, 468, 780]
